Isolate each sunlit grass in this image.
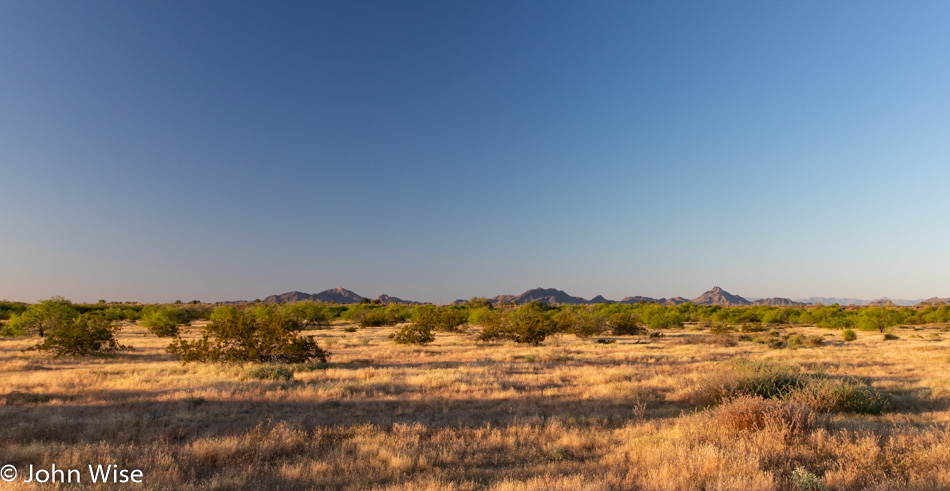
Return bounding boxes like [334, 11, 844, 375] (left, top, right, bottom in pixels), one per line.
[1, 322, 948, 489]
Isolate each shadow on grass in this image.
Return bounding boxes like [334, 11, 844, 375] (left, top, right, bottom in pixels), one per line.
[0, 384, 681, 445]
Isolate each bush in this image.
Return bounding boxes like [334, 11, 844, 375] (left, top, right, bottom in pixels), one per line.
[4, 297, 78, 337]
[609, 312, 645, 336]
[786, 377, 889, 415]
[478, 306, 553, 344]
[29, 314, 129, 357]
[640, 305, 684, 329]
[552, 309, 607, 338]
[841, 328, 857, 342]
[358, 308, 399, 327]
[140, 305, 188, 337]
[413, 305, 466, 332]
[167, 305, 329, 363]
[389, 323, 434, 344]
[790, 467, 829, 491]
[280, 300, 330, 329]
[787, 334, 805, 349]
[692, 359, 889, 415]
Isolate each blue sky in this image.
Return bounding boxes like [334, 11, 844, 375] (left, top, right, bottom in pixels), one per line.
[2, 1, 949, 303]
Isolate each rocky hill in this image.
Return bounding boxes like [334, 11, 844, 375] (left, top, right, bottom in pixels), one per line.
[753, 297, 804, 307]
[378, 294, 422, 305]
[491, 287, 589, 305]
[690, 286, 751, 306]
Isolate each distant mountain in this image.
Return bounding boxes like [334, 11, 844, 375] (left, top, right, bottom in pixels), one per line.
[753, 297, 804, 307]
[691, 286, 751, 306]
[378, 294, 422, 305]
[662, 297, 689, 306]
[262, 291, 316, 304]
[618, 296, 657, 304]
[492, 287, 589, 305]
[796, 297, 923, 306]
[231, 287, 939, 308]
[313, 287, 365, 304]
[255, 288, 365, 305]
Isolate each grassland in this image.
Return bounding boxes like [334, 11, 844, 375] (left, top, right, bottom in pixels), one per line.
[1, 321, 949, 490]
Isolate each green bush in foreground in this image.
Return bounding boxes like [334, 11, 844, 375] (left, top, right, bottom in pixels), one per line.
[842, 328, 857, 342]
[478, 305, 553, 344]
[389, 323, 434, 344]
[29, 314, 129, 357]
[167, 305, 329, 363]
[4, 297, 78, 337]
[140, 305, 188, 337]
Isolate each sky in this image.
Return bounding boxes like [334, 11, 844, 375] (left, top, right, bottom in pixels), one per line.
[1, 1, 949, 304]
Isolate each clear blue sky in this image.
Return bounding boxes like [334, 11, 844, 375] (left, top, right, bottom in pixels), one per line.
[2, 1, 949, 303]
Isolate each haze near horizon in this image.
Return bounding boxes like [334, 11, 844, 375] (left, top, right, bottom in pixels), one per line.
[2, 2, 949, 304]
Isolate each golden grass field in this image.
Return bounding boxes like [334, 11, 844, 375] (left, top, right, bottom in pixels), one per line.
[1, 322, 949, 490]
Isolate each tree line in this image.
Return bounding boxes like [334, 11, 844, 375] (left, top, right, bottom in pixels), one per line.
[2, 297, 948, 357]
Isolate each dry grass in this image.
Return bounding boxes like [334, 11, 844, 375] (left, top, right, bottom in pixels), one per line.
[1, 322, 949, 489]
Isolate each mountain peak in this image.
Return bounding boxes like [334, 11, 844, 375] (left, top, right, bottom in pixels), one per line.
[691, 287, 751, 306]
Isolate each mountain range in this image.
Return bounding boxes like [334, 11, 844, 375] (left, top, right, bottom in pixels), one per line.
[225, 288, 420, 305]
[227, 287, 946, 307]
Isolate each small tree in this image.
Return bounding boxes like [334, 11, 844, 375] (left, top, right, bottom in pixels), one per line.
[4, 297, 78, 337]
[552, 309, 607, 338]
[29, 314, 129, 357]
[167, 305, 329, 363]
[855, 307, 901, 333]
[280, 300, 330, 329]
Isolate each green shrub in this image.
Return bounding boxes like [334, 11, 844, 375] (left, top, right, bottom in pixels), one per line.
[478, 306, 553, 344]
[608, 312, 645, 336]
[786, 334, 805, 349]
[841, 328, 857, 342]
[167, 305, 329, 363]
[787, 377, 889, 415]
[29, 314, 129, 357]
[413, 305, 466, 332]
[693, 359, 889, 415]
[709, 323, 735, 334]
[552, 309, 607, 338]
[739, 323, 766, 333]
[790, 467, 828, 491]
[358, 309, 397, 327]
[640, 305, 684, 329]
[4, 297, 78, 337]
[140, 305, 188, 337]
[280, 300, 330, 329]
[389, 323, 434, 344]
